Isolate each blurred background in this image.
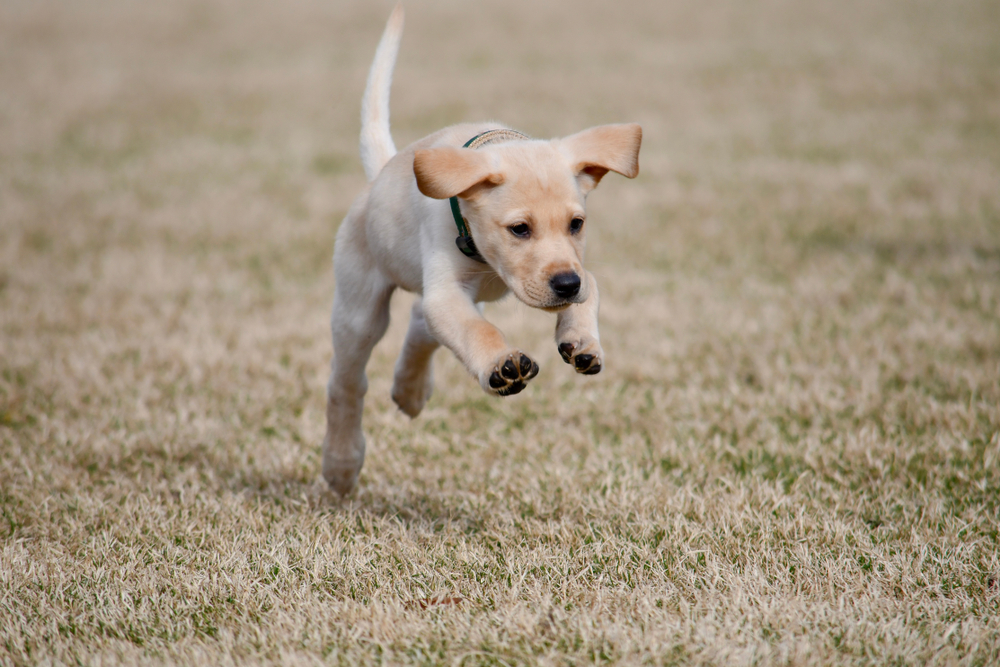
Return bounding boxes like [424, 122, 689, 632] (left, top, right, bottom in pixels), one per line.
[3, 0, 996, 446]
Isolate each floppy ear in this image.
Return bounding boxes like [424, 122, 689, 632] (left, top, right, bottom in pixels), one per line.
[560, 123, 642, 194]
[413, 147, 504, 199]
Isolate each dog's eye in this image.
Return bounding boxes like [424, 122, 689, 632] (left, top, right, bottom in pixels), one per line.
[569, 217, 585, 234]
[509, 223, 531, 239]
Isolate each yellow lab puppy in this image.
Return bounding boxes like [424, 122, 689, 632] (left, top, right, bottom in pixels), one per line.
[323, 5, 642, 494]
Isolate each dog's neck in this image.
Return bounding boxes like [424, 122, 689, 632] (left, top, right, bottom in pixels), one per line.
[451, 129, 530, 264]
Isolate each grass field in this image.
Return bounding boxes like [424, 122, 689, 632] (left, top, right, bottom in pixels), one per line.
[2, 0, 999, 664]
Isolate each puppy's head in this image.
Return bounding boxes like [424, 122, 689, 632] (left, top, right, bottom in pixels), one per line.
[413, 123, 641, 311]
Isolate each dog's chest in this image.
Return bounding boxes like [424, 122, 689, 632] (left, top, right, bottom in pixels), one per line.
[469, 270, 510, 303]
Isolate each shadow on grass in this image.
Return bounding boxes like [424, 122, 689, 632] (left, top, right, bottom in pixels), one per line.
[221, 456, 493, 531]
[58, 422, 488, 530]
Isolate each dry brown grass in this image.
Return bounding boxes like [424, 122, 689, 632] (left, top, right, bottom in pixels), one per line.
[2, 0, 999, 664]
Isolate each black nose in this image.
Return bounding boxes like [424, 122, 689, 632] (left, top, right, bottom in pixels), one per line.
[549, 272, 581, 299]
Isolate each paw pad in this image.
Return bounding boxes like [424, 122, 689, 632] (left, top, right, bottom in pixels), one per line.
[558, 342, 602, 375]
[489, 353, 539, 396]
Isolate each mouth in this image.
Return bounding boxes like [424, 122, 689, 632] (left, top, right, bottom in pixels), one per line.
[540, 302, 572, 313]
[510, 288, 572, 312]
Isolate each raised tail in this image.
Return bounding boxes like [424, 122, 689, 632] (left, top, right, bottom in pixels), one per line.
[360, 4, 404, 181]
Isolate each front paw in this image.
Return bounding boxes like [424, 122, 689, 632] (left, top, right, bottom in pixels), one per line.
[482, 351, 539, 397]
[558, 339, 603, 375]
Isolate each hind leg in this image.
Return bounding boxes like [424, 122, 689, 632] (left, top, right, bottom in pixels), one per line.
[391, 298, 440, 417]
[322, 253, 394, 495]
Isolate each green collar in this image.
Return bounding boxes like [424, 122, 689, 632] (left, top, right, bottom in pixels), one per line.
[450, 129, 529, 263]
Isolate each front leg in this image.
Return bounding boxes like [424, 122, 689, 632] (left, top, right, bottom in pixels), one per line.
[422, 284, 539, 396]
[555, 271, 603, 375]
